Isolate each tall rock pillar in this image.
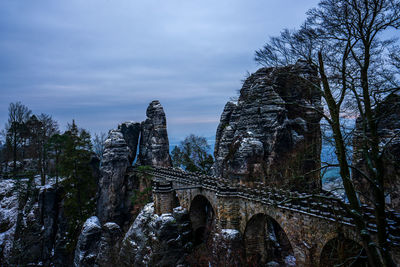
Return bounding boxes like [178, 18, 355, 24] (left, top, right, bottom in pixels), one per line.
[96, 130, 132, 225]
[138, 100, 172, 167]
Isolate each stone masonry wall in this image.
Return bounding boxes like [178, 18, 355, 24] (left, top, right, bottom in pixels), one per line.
[172, 184, 396, 266]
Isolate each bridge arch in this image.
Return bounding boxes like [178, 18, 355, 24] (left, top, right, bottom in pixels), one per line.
[319, 233, 367, 267]
[189, 194, 215, 245]
[243, 213, 295, 266]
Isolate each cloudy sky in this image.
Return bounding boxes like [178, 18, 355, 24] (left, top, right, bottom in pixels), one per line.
[0, 0, 320, 145]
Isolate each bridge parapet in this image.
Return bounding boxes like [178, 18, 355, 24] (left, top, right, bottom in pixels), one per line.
[134, 165, 400, 246]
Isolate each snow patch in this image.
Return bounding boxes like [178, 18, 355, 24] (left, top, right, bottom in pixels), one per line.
[284, 255, 296, 266]
[82, 216, 101, 234]
[103, 222, 120, 230]
[221, 229, 240, 239]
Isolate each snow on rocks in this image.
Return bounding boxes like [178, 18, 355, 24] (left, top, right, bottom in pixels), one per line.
[220, 229, 240, 239]
[74, 216, 102, 267]
[213, 61, 322, 191]
[0, 179, 19, 262]
[119, 203, 191, 266]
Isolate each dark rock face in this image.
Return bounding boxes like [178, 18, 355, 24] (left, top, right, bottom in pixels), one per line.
[96, 130, 131, 225]
[139, 100, 172, 167]
[73, 216, 123, 267]
[0, 179, 20, 265]
[11, 193, 46, 266]
[96, 222, 122, 267]
[353, 92, 400, 211]
[213, 61, 322, 191]
[96, 123, 155, 226]
[119, 203, 192, 266]
[0, 179, 77, 267]
[74, 216, 102, 267]
[53, 198, 72, 267]
[118, 122, 141, 164]
[211, 229, 245, 266]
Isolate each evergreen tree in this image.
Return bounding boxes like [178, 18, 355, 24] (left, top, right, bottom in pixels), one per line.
[58, 121, 96, 250]
[47, 133, 66, 187]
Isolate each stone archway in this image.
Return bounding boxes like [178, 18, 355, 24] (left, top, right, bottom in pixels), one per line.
[185, 194, 216, 266]
[319, 234, 367, 267]
[244, 213, 295, 266]
[189, 194, 215, 246]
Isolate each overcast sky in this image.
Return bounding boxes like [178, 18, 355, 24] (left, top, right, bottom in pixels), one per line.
[0, 0, 320, 145]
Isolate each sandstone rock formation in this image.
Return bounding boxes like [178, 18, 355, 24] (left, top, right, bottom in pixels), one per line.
[96, 100, 171, 225]
[119, 203, 192, 266]
[213, 61, 322, 191]
[74, 216, 102, 267]
[118, 122, 141, 164]
[0, 177, 81, 266]
[75, 100, 179, 266]
[95, 222, 122, 266]
[139, 100, 172, 167]
[96, 130, 131, 225]
[74, 217, 122, 267]
[353, 92, 400, 211]
[0, 179, 19, 265]
[75, 203, 192, 267]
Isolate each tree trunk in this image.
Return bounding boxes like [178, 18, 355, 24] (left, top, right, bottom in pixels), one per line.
[318, 52, 383, 267]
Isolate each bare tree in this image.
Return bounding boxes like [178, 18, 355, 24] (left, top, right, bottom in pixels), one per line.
[171, 134, 214, 174]
[92, 132, 107, 161]
[5, 102, 32, 177]
[36, 114, 59, 185]
[255, 0, 400, 266]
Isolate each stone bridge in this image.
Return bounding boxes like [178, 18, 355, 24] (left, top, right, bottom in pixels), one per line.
[136, 166, 400, 266]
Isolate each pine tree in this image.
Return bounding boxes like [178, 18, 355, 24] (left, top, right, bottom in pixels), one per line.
[58, 120, 96, 250]
[47, 133, 66, 187]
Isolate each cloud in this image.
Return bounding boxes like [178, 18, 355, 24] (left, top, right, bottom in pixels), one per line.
[0, 0, 320, 140]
